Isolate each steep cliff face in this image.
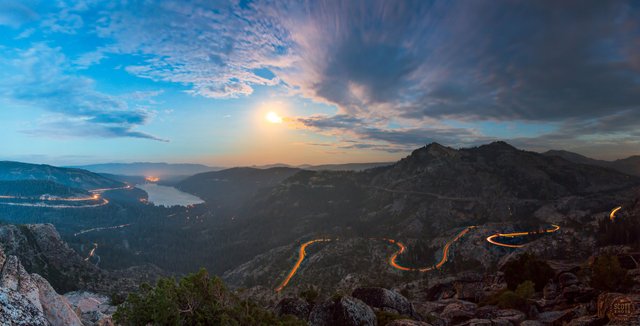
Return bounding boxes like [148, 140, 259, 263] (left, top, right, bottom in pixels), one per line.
[0, 242, 82, 326]
[0, 224, 99, 293]
[0, 223, 162, 296]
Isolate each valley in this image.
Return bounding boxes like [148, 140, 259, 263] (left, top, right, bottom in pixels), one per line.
[0, 142, 639, 325]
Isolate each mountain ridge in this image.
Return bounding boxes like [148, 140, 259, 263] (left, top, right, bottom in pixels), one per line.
[0, 161, 123, 191]
[543, 149, 640, 176]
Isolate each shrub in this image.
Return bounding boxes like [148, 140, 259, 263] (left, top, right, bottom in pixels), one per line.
[591, 255, 630, 292]
[503, 253, 554, 291]
[514, 280, 535, 300]
[113, 268, 304, 325]
[597, 213, 640, 246]
[109, 291, 127, 306]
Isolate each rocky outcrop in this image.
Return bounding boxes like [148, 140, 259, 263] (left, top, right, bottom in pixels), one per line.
[352, 287, 416, 317]
[0, 223, 162, 297]
[65, 291, 115, 326]
[31, 274, 82, 326]
[0, 224, 100, 294]
[520, 321, 543, 326]
[1, 255, 43, 312]
[492, 309, 526, 324]
[0, 242, 83, 326]
[565, 315, 606, 326]
[386, 320, 432, 326]
[597, 292, 640, 325]
[0, 287, 49, 325]
[537, 310, 576, 325]
[275, 297, 311, 320]
[440, 300, 477, 324]
[309, 296, 377, 326]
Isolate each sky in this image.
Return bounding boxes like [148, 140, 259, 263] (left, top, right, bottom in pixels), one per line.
[0, 0, 639, 166]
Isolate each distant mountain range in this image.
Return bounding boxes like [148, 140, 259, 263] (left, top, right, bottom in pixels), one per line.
[298, 162, 393, 171]
[69, 162, 222, 180]
[252, 162, 393, 171]
[73, 162, 394, 181]
[543, 150, 640, 176]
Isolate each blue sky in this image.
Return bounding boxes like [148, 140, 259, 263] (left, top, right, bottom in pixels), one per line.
[1, 0, 639, 166]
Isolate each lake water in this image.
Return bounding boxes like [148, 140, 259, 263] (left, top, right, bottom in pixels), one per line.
[136, 184, 204, 207]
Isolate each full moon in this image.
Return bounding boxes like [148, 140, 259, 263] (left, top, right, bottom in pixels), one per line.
[265, 111, 283, 124]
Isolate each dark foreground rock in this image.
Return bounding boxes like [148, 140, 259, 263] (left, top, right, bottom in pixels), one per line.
[386, 320, 432, 326]
[597, 292, 640, 325]
[309, 296, 377, 326]
[0, 287, 50, 326]
[352, 287, 417, 318]
[276, 297, 311, 320]
[0, 243, 82, 326]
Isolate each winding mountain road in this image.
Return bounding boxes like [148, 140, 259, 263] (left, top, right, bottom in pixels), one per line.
[74, 223, 132, 237]
[485, 224, 560, 248]
[275, 238, 333, 292]
[275, 221, 566, 292]
[610, 206, 622, 221]
[275, 226, 477, 292]
[388, 226, 476, 272]
[84, 242, 98, 262]
[0, 185, 132, 208]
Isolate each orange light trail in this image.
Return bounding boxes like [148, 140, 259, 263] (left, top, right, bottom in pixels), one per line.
[89, 184, 132, 193]
[388, 226, 476, 272]
[0, 197, 109, 208]
[275, 238, 332, 292]
[0, 184, 130, 208]
[84, 242, 98, 261]
[74, 223, 132, 236]
[609, 206, 622, 221]
[486, 224, 560, 248]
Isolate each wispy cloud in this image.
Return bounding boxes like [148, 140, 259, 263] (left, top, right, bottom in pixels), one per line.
[0, 44, 166, 141]
[96, 1, 288, 99]
[294, 114, 491, 153]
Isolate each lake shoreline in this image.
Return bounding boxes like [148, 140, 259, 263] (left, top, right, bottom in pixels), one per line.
[136, 183, 204, 207]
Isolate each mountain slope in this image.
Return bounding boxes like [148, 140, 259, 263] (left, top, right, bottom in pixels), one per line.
[176, 167, 301, 216]
[211, 142, 639, 281]
[543, 150, 640, 176]
[0, 224, 161, 296]
[609, 156, 640, 177]
[542, 150, 605, 166]
[0, 161, 123, 191]
[0, 180, 88, 198]
[299, 162, 393, 171]
[376, 142, 637, 200]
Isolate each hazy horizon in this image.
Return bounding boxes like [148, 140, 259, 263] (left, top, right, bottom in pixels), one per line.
[2, 141, 636, 168]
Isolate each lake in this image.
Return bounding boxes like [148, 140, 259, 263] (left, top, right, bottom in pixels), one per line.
[136, 184, 204, 207]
